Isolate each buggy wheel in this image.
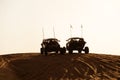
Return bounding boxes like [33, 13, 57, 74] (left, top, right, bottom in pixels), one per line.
[69, 49, 73, 54]
[45, 51, 48, 56]
[56, 50, 59, 53]
[84, 47, 89, 54]
[63, 47, 66, 54]
[78, 50, 81, 53]
[60, 47, 66, 54]
[40, 48, 43, 54]
[45, 49, 48, 56]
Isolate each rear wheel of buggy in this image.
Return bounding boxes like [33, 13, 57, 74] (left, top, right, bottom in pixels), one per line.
[56, 50, 59, 53]
[63, 47, 66, 54]
[45, 49, 48, 56]
[40, 48, 43, 54]
[84, 47, 89, 54]
[69, 49, 73, 54]
[60, 47, 66, 54]
[78, 50, 81, 53]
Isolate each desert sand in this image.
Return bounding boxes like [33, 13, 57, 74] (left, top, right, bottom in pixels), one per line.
[0, 53, 120, 80]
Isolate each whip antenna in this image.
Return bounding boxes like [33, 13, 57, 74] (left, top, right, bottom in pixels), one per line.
[42, 27, 45, 39]
[81, 24, 83, 38]
[53, 26, 56, 38]
[70, 24, 72, 37]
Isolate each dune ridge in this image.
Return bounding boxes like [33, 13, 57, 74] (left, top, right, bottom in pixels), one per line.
[0, 53, 120, 80]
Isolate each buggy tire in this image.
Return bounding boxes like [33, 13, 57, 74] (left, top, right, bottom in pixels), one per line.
[78, 50, 81, 53]
[45, 49, 48, 56]
[56, 50, 59, 53]
[69, 49, 73, 54]
[40, 48, 44, 54]
[60, 47, 66, 54]
[84, 47, 89, 54]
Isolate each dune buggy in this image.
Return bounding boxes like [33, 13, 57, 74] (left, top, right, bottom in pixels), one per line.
[40, 38, 66, 55]
[66, 37, 89, 54]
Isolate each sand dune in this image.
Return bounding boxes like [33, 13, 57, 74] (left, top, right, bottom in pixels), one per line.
[0, 53, 120, 80]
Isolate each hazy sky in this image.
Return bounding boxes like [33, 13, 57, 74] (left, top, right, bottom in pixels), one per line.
[1, 0, 120, 55]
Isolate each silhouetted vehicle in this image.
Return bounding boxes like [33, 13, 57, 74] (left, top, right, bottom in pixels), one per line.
[66, 37, 89, 54]
[41, 38, 66, 55]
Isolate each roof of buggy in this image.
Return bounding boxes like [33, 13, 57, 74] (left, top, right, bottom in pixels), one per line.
[43, 38, 60, 42]
[66, 37, 84, 41]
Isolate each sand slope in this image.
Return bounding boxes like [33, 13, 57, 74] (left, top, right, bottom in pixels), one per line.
[0, 53, 120, 80]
